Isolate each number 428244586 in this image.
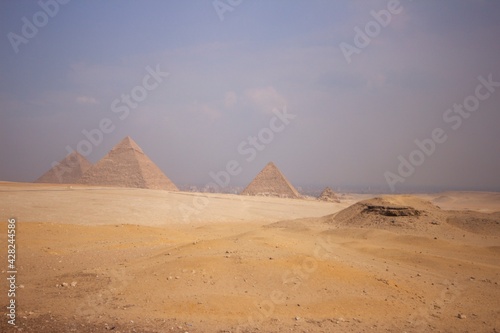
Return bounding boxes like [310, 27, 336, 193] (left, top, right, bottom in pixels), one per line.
[7, 218, 16, 269]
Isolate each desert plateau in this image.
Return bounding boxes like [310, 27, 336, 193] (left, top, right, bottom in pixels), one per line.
[1, 182, 499, 332]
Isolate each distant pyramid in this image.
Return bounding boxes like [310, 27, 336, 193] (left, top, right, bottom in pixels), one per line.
[36, 151, 91, 184]
[318, 187, 340, 203]
[78, 136, 178, 191]
[241, 162, 301, 198]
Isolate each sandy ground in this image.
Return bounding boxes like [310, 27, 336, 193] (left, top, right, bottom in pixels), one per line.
[0, 182, 499, 332]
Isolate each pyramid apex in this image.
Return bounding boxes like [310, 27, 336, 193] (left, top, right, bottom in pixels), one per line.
[68, 150, 88, 161]
[262, 161, 279, 170]
[121, 136, 135, 144]
[112, 136, 144, 153]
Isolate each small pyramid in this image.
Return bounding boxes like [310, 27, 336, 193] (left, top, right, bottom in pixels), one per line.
[36, 151, 91, 184]
[318, 187, 340, 203]
[241, 162, 300, 198]
[78, 136, 179, 191]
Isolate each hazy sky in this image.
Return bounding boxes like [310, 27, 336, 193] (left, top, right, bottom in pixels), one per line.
[1, 0, 499, 192]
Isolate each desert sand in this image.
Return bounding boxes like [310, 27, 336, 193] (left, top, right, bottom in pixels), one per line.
[1, 182, 499, 332]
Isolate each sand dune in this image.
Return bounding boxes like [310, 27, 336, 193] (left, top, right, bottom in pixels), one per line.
[0, 181, 352, 226]
[1, 183, 499, 332]
[419, 191, 500, 213]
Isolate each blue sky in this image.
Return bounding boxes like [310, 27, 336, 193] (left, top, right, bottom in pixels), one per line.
[1, 0, 500, 192]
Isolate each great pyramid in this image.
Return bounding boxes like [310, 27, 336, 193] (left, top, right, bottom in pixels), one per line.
[241, 162, 301, 198]
[36, 151, 92, 184]
[78, 136, 179, 191]
[318, 187, 340, 202]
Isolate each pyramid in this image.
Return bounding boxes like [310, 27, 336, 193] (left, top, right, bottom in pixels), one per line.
[36, 151, 92, 184]
[318, 187, 340, 203]
[241, 162, 301, 198]
[78, 136, 179, 191]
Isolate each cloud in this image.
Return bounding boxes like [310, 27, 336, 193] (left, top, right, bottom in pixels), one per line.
[224, 91, 238, 109]
[76, 96, 100, 105]
[199, 104, 221, 120]
[365, 73, 387, 90]
[245, 86, 287, 113]
[186, 101, 222, 123]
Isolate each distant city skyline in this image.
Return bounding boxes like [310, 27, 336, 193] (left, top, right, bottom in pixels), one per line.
[1, 1, 500, 192]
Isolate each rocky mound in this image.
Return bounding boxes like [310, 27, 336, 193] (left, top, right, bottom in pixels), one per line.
[324, 196, 443, 230]
[324, 195, 500, 235]
[362, 204, 421, 217]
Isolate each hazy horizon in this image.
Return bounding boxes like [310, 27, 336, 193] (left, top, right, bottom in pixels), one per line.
[1, 1, 500, 192]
